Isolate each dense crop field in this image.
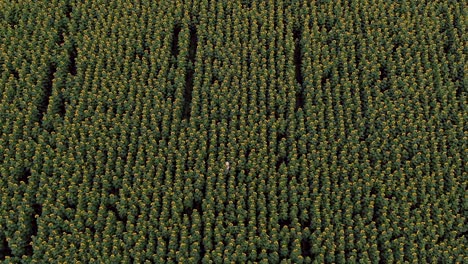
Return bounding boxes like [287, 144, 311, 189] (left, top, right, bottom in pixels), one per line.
[1, 0, 466, 263]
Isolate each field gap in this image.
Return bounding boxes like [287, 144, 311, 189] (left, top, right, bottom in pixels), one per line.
[275, 158, 287, 171]
[320, 70, 331, 87]
[379, 64, 390, 93]
[31, 203, 42, 237]
[68, 44, 78, 76]
[87, 226, 96, 235]
[279, 218, 291, 228]
[57, 29, 65, 46]
[455, 230, 467, 239]
[182, 25, 198, 120]
[293, 28, 305, 110]
[183, 200, 202, 218]
[106, 204, 126, 223]
[57, 95, 67, 117]
[301, 238, 313, 258]
[0, 235, 12, 260]
[455, 81, 463, 98]
[196, 200, 205, 260]
[9, 68, 19, 79]
[23, 203, 42, 257]
[109, 186, 119, 196]
[19, 168, 31, 184]
[37, 62, 57, 124]
[64, 2, 72, 19]
[241, 0, 252, 9]
[171, 24, 181, 61]
[379, 65, 388, 80]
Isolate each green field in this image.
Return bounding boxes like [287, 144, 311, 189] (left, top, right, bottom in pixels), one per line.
[1, 0, 466, 263]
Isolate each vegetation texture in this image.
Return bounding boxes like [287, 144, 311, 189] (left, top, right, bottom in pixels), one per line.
[1, 0, 466, 263]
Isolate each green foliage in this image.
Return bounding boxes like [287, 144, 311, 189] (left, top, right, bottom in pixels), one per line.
[0, 0, 466, 263]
